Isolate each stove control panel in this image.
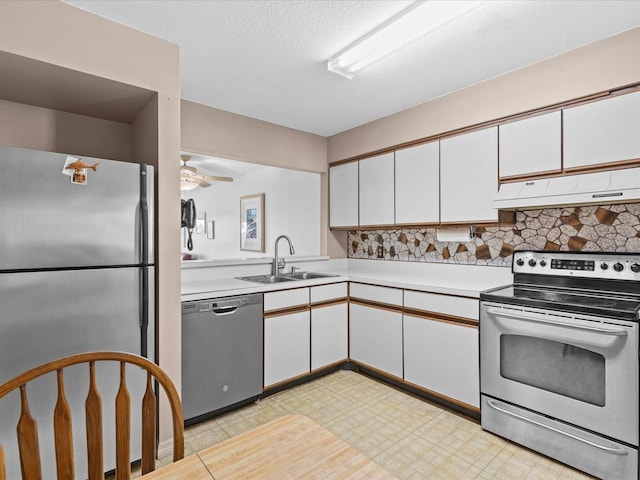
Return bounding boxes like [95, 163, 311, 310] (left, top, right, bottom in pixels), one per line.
[512, 251, 640, 280]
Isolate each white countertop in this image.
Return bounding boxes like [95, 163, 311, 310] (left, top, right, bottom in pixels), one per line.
[181, 258, 513, 302]
[181, 273, 350, 302]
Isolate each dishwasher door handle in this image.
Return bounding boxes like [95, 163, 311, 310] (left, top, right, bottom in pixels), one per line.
[211, 305, 239, 315]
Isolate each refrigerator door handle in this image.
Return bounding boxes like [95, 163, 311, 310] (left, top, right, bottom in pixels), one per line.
[140, 164, 150, 266]
[140, 266, 149, 358]
[139, 164, 150, 358]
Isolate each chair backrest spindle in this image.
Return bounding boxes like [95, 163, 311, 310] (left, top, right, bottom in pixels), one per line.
[54, 369, 74, 479]
[115, 362, 131, 480]
[85, 361, 104, 480]
[141, 372, 157, 474]
[0, 445, 7, 480]
[17, 385, 42, 480]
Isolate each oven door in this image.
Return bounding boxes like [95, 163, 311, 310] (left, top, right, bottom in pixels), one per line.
[480, 302, 639, 446]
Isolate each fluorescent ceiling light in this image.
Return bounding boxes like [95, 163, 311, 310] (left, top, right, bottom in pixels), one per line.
[328, 1, 484, 79]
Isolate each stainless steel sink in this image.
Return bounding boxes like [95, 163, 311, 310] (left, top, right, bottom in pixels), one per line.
[284, 271, 338, 280]
[237, 272, 338, 284]
[237, 274, 298, 284]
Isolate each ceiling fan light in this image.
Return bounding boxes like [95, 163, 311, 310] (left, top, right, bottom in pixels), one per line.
[180, 178, 199, 191]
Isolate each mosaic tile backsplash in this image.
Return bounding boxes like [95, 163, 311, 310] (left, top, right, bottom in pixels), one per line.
[348, 203, 640, 267]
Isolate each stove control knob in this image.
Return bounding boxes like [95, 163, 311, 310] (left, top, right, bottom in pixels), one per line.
[528, 259, 537, 267]
[516, 258, 525, 267]
[539, 260, 547, 267]
[613, 262, 624, 272]
[600, 263, 609, 270]
[631, 263, 640, 273]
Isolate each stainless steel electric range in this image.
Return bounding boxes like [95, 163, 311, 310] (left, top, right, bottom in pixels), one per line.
[480, 250, 640, 480]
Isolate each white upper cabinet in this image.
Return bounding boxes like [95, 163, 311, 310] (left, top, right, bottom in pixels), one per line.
[440, 127, 498, 223]
[564, 90, 640, 170]
[499, 111, 561, 178]
[359, 152, 395, 226]
[395, 141, 440, 224]
[329, 161, 358, 227]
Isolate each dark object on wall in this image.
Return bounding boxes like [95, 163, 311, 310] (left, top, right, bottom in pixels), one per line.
[181, 198, 196, 251]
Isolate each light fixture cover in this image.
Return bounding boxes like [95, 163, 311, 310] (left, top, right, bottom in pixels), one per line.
[328, 1, 483, 79]
[180, 179, 199, 191]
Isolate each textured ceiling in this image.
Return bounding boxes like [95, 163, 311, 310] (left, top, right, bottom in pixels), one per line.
[64, 0, 640, 139]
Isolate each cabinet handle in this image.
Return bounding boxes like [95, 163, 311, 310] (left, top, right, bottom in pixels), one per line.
[485, 399, 628, 456]
[211, 306, 238, 315]
[486, 308, 628, 336]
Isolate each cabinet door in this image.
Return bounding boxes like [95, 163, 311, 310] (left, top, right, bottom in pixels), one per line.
[350, 303, 403, 378]
[404, 315, 479, 408]
[499, 111, 561, 178]
[359, 152, 395, 226]
[311, 302, 348, 370]
[440, 127, 498, 223]
[395, 141, 439, 224]
[329, 162, 358, 227]
[564, 91, 640, 170]
[264, 310, 310, 387]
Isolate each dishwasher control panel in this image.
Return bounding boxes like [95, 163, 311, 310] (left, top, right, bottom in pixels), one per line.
[182, 294, 263, 313]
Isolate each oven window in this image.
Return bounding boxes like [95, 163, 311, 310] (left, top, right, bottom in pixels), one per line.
[500, 334, 605, 406]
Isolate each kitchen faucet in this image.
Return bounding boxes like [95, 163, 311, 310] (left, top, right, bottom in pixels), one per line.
[272, 235, 295, 275]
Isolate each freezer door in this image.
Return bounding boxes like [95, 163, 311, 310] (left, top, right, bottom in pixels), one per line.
[0, 145, 154, 269]
[0, 267, 154, 381]
[0, 267, 154, 478]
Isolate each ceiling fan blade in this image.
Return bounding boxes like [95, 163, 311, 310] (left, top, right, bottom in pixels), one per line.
[180, 154, 233, 186]
[199, 174, 234, 182]
[195, 178, 212, 188]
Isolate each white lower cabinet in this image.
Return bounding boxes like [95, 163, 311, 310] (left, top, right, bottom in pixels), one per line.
[264, 309, 311, 387]
[350, 303, 403, 378]
[311, 302, 348, 370]
[261, 281, 480, 411]
[310, 283, 348, 371]
[263, 288, 311, 388]
[403, 314, 479, 408]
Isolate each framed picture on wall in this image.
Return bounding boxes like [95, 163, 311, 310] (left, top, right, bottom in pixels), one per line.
[240, 193, 265, 252]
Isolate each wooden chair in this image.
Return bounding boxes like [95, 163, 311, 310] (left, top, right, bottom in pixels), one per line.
[0, 351, 184, 480]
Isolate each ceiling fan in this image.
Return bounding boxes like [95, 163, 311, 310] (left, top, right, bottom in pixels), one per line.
[180, 154, 233, 190]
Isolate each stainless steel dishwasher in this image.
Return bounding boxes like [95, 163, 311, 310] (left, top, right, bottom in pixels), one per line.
[181, 293, 263, 424]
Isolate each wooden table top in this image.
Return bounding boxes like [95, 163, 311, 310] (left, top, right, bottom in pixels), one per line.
[141, 414, 398, 480]
[138, 454, 213, 479]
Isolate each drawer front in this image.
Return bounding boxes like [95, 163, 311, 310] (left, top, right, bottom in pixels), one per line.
[310, 282, 348, 303]
[349, 283, 402, 306]
[404, 290, 478, 320]
[264, 287, 309, 312]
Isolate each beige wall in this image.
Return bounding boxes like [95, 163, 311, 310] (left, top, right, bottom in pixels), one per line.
[328, 27, 640, 163]
[181, 99, 333, 253]
[182, 99, 327, 173]
[0, 98, 135, 161]
[0, 0, 181, 448]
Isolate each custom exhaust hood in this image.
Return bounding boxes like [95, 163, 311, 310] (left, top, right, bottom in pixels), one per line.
[493, 167, 640, 210]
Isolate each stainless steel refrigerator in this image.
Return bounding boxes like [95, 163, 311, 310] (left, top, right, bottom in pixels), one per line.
[0, 145, 155, 478]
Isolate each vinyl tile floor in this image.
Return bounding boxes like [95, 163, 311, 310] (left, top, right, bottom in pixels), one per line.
[148, 370, 596, 480]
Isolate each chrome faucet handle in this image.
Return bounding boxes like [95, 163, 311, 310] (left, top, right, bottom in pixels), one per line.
[290, 266, 300, 274]
[272, 258, 285, 275]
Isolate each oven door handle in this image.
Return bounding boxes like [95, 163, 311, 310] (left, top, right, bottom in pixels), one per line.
[486, 308, 629, 336]
[485, 399, 629, 456]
